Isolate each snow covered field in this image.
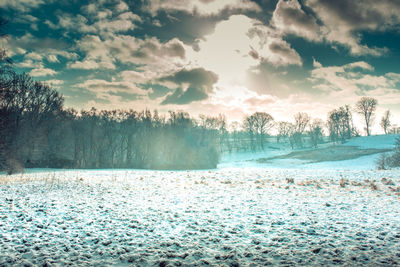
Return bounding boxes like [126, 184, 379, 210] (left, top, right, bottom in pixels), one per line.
[1, 167, 400, 266]
[1, 135, 399, 266]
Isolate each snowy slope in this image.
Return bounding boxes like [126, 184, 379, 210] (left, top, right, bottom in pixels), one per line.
[220, 135, 399, 170]
[342, 134, 398, 149]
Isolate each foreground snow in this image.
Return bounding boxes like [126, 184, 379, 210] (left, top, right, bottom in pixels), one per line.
[1, 168, 400, 266]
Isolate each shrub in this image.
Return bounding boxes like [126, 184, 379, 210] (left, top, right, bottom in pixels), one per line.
[5, 158, 24, 175]
[375, 153, 389, 170]
[387, 137, 400, 168]
[375, 137, 400, 169]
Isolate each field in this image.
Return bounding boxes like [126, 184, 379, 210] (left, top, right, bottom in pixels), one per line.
[1, 168, 400, 266]
[1, 135, 400, 266]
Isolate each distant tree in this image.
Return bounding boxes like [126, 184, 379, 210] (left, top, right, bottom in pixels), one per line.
[380, 110, 391, 134]
[243, 114, 256, 151]
[308, 119, 324, 148]
[355, 97, 377, 136]
[252, 112, 274, 150]
[199, 114, 227, 152]
[243, 112, 274, 150]
[276, 121, 293, 143]
[294, 112, 310, 134]
[289, 112, 310, 148]
[327, 105, 356, 143]
[227, 121, 240, 152]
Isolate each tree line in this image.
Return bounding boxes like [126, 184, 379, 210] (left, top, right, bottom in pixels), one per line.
[0, 73, 223, 172]
[1, 70, 395, 172]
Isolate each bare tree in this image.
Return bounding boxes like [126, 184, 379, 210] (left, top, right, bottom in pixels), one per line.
[308, 119, 324, 148]
[327, 105, 356, 143]
[243, 115, 256, 151]
[355, 97, 377, 136]
[380, 110, 391, 134]
[294, 112, 310, 134]
[289, 112, 310, 148]
[243, 112, 274, 150]
[252, 112, 274, 150]
[276, 121, 293, 143]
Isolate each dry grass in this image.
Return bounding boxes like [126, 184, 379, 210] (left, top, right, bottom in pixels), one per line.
[286, 178, 294, 184]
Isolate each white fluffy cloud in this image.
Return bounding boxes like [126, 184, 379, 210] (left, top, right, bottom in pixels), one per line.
[69, 35, 187, 74]
[76, 79, 147, 100]
[145, 0, 261, 16]
[0, 0, 44, 11]
[29, 67, 57, 77]
[310, 60, 400, 105]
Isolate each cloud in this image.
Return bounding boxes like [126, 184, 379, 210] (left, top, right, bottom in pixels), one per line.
[145, 0, 261, 16]
[29, 67, 57, 77]
[188, 15, 301, 85]
[47, 10, 141, 37]
[0, 0, 44, 11]
[76, 79, 147, 100]
[303, 0, 400, 56]
[47, 54, 59, 63]
[310, 61, 400, 105]
[161, 87, 209, 105]
[116, 1, 129, 12]
[42, 79, 64, 86]
[272, 0, 321, 41]
[157, 68, 218, 105]
[270, 0, 399, 56]
[69, 35, 186, 72]
[10, 33, 68, 52]
[25, 52, 42, 61]
[7, 33, 78, 61]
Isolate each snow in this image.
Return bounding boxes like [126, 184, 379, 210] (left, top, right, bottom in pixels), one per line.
[1, 135, 400, 266]
[1, 168, 400, 266]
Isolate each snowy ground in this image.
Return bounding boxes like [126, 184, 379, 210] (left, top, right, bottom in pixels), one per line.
[1, 168, 400, 266]
[1, 135, 399, 266]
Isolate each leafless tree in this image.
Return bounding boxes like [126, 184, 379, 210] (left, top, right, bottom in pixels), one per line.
[294, 112, 310, 134]
[308, 119, 324, 148]
[276, 121, 293, 143]
[243, 112, 274, 150]
[355, 97, 377, 136]
[327, 105, 356, 143]
[289, 112, 310, 148]
[380, 110, 391, 134]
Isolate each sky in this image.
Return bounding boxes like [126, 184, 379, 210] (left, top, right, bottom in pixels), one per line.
[1, 0, 400, 133]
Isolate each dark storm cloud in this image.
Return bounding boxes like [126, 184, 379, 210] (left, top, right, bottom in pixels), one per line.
[159, 68, 218, 87]
[269, 42, 294, 56]
[158, 68, 218, 105]
[162, 87, 208, 105]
